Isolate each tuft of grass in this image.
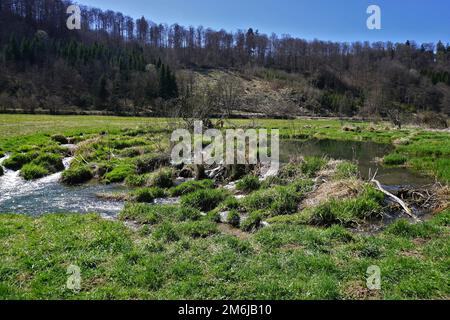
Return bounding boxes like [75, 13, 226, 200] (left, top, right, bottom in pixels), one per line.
[2, 152, 36, 170]
[148, 168, 174, 188]
[236, 175, 261, 192]
[61, 165, 93, 185]
[20, 163, 49, 180]
[385, 219, 441, 238]
[226, 210, 241, 228]
[241, 211, 263, 232]
[334, 161, 359, 180]
[383, 153, 407, 165]
[119, 203, 166, 224]
[169, 179, 215, 197]
[301, 156, 327, 177]
[104, 164, 135, 183]
[181, 189, 229, 212]
[51, 134, 68, 144]
[125, 174, 149, 187]
[243, 186, 300, 216]
[132, 187, 166, 203]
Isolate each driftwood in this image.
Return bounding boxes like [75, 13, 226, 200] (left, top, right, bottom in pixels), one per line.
[369, 169, 421, 223]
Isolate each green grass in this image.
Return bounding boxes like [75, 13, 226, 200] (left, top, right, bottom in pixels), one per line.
[181, 189, 230, 212]
[20, 163, 49, 180]
[131, 187, 166, 203]
[236, 175, 261, 193]
[61, 165, 93, 185]
[169, 179, 215, 197]
[0, 210, 448, 299]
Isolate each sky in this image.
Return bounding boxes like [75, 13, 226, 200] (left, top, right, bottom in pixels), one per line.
[77, 0, 450, 44]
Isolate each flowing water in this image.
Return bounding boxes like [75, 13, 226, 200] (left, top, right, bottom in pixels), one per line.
[280, 139, 433, 187]
[0, 155, 126, 217]
[0, 139, 434, 216]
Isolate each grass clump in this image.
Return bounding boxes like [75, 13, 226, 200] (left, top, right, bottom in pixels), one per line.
[0, 166, 3, 176]
[177, 220, 218, 238]
[51, 134, 68, 144]
[61, 165, 93, 185]
[3, 152, 36, 170]
[119, 203, 168, 224]
[308, 185, 384, 226]
[181, 189, 229, 212]
[243, 186, 300, 216]
[334, 161, 359, 180]
[20, 163, 49, 180]
[226, 210, 241, 228]
[241, 211, 263, 232]
[236, 175, 261, 192]
[383, 153, 407, 165]
[125, 174, 149, 187]
[385, 219, 441, 239]
[301, 156, 327, 177]
[148, 168, 174, 188]
[136, 154, 170, 174]
[169, 179, 215, 197]
[132, 187, 165, 203]
[104, 164, 135, 183]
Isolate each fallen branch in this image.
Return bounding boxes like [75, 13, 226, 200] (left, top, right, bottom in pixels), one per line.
[370, 169, 421, 223]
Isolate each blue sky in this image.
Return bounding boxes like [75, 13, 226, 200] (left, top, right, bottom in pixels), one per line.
[78, 0, 450, 44]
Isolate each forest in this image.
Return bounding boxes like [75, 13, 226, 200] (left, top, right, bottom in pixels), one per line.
[0, 0, 449, 122]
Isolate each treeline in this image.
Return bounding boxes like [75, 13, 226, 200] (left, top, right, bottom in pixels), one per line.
[0, 0, 449, 118]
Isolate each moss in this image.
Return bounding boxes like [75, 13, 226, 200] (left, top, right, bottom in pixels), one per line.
[236, 175, 261, 192]
[132, 187, 165, 203]
[61, 165, 93, 185]
[181, 189, 229, 212]
[169, 179, 215, 197]
[20, 163, 49, 180]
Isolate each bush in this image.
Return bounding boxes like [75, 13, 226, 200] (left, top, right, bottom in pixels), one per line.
[148, 168, 173, 188]
[3, 152, 36, 170]
[241, 211, 263, 232]
[383, 153, 407, 165]
[51, 134, 68, 144]
[104, 164, 135, 183]
[236, 175, 261, 192]
[227, 210, 241, 228]
[61, 165, 93, 185]
[132, 187, 165, 203]
[169, 179, 215, 197]
[334, 161, 359, 180]
[181, 189, 229, 212]
[20, 163, 49, 180]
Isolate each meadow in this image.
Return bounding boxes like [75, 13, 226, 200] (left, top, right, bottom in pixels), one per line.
[0, 114, 448, 300]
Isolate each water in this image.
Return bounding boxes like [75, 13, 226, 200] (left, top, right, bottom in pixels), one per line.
[0, 155, 125, 216]
[280, 139, 433, 187]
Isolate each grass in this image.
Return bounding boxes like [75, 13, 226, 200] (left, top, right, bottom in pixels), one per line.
[236, 175, 261, 192]
[61, 165, 93, 185]
[0, 210, 448, 299]
[169, 179, 215, 197]
[181, 189, 230, 212]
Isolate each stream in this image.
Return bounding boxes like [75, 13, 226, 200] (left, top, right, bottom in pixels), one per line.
[0, 139, 434, 216]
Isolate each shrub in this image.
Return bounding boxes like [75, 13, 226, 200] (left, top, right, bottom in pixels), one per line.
[181, 189, 229, 212]
[236, 175, 261, 192]
[241, 211, 263, 232]
[334, 161, 359, 180]
[104, 164, 135, 183]
[227, 210, 241, 228]
[132, 187, 165, 203]
[148, 168, 174, 188]
[20, 163, 49, 180]
[383, 153, 407, 165]
[51, 134, 68, 144]
[169, 179, 215, 197]
[3, 152, 36, 170]
[61, 165, 93, 185]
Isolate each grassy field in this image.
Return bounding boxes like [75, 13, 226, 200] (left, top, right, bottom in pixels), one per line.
[0, 114, 449, 300]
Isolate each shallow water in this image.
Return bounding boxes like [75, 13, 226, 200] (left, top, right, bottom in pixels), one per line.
[0, 155, 126, 216]
[280, 139, 433, 187]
